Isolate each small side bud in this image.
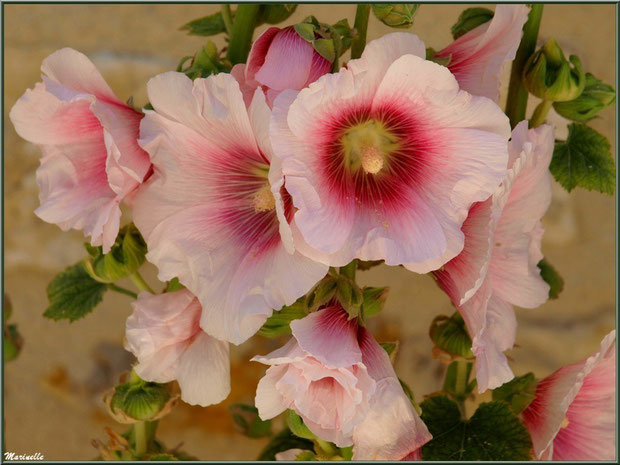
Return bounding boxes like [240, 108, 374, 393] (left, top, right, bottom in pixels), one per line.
[450, 7, 494, 40]
[523, 38, 586, 102]
[257, 4, 297, 25]
[372, 4, 419, 29]
[553, 73, 616, 122]
[429, 312, 474, 361]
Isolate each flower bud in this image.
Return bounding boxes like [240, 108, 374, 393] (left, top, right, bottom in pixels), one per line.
[553, 73, 616, 122]
[257, 4, 297, 25]
[429, 312, 474, 361]
[450, 7, 493, 40]
[335, 274, 364, 320]
[361, 286, 389, 318]
[523, 38, 586, 102]
[372, 4, 419, 29]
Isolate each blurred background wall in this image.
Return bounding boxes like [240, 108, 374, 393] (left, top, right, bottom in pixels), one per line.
[3, 3, 616, 460]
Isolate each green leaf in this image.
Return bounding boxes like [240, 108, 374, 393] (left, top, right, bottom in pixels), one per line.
[287, 410, 316, 440]
[257, 428, 314, 461]
[229, 403, 272, 438]
[44, 263, 108, 322]
[180, 12, 226, 36]
[420, 396, 533, 460]
[165, 277, 185, 293]
[550, 123, 615, 195]
[258, 299, 307, 338]
[537, 258, 564, 299]
[451, 7, 494, 40]
[429, 312, 474, 359]
[492, 372, 537, 415]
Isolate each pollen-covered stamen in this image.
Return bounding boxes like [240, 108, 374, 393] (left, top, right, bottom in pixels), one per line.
[339, 119, 399, 175]
[360, 144, 384, 174]
[252, 184, 276, 212]
[560, 416, 570, 429]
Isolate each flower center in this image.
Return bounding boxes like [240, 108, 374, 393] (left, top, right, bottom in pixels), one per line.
[252, 184, 276, 213]
[340, 120, 399, 175]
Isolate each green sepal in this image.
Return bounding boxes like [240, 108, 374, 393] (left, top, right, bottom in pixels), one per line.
[379, 340, 399, 360]
[180, 11, 227, 37]
[356, 259, 383, 271]
[492, 372, 537, 414]
[335, 274, 363, 320]
[550, 123, 615, 195]
[287, 410, 317, 440]
[229, 403, 272, 438]
[164, 277, 185, 293]
[361, 286, 389, 318]
[372, 4, 419, 29]
[537, 258, 564, 299]
[429, 312, 474, 359]
[257, 4, 298, 25]
[451, 7, 494, 39]
[110, 380, 171, 422]
[425, 47, 451, 67]
[258, 298, 308, 338]
[178, 41, 231, 80]
[554, 73, 616, 122]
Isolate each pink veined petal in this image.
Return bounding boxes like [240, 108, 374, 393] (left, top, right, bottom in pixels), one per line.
[231, 63, 259, 108]
[176, 331, 231, 407]
[290, 305, 362, 368]
[251, 338, 308, 366]
[437, 4, 529, 101]
[522, 330, 616, 460]
[246, 27, 281, 83]
[358, 326, 397, 381]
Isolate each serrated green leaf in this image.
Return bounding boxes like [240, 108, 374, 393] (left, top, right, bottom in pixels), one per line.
[44, 263, 108, 322]
[257, 428, 314, 461]
[451, 7, 494, 40]
[550, 123, 615, 195]
[258, 299, 307, 338]
[492, 372, 537, 414]
[537, 258, 564, 299]
[420, 396, 533, 460]
[180, 12, 226, 37]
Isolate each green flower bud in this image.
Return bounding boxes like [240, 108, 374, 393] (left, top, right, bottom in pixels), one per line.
[335, 275, 363, 320]
[372, 4, 419, 29]
[361, 286, 389, 318]
[523, 38, 586, 102]
[450, 7, 494, 40]
[304, 275, 337, 312]
[553, 73, 616, 122]
[429, 312, 474, 361]
[258, 4, 297, 25]
[287, 410, 317, 440]
[4, 324, 23, 362]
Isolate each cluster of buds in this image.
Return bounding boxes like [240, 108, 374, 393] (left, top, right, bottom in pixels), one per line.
[372, 4, 419, 29]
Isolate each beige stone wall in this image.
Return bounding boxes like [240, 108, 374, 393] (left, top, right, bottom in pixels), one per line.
[3, 3, 616, 460]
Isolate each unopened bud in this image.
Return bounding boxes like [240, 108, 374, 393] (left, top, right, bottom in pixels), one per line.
[429, 312, 474, 360]
[450, 7, 493, 40]
[372, 4, 419, 29]
[553, 73, 616, 122]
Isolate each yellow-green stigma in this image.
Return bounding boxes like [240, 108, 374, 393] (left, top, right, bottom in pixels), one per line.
[340, 120, 399, 175]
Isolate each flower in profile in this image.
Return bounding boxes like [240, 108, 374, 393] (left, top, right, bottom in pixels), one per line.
[521, 330, 616, 460]
[232, 26, 332, 107]
[435, 4, 530, 101]
[132, 72, 328, 345]
[253, 304, 431, 459]
[125, 289, 230, 407]
[271, 33, 511, 273]
[433, 121, 554, 392]
[9, 48, 151, 252]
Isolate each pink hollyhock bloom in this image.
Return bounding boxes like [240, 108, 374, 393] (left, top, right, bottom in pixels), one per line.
[253, 304, 431, 459]
[9, 48, 151, 252]
[435, 4, 529, 101]
[271, 33, 511, 273]
[522, 330, 616, 460]
[132, 72, 328, 345]
[433, 121, 554, 392]
[232, 26, 332, 107]
[125, 289, 230, 407]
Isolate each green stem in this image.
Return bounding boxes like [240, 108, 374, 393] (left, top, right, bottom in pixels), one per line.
[133, 421, 147, 458]
[454, 360, 470, 417]
[108, 283, 138, 299]
[530, 99, 553, 128]
[129, 271, 154, 294]
[315, 438, 338, 457]
[221, 4, 234, 36]
[226, 4, 260, 65]
[505, 4, 544, 128]
[351, 4, 371, 60]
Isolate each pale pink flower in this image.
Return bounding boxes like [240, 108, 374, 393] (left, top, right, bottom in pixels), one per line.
[433, 121, 554, 392]
[274, 449, 305, 461]
[9, 48, 151, 252]
[233, 26, 332, 107]
[271, 33, 511, 273]
[125, 289, 230, 407]
[132, 72, 328, 345]
[436, 4, 530, 102]
[253, 304, 431, 459]
[522, 330, 616, 460]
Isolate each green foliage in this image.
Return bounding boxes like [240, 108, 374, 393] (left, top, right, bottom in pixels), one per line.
[294, 16, 355, 68]
[451, 7, 493, 39]
[305, 275, 337, 312]
[229, 403, 272, 438]
[110, 380, 171, 422]
[287, 410, 316, 440]
[335, 274, 363, 320]
[420, 396, 533, 460]
[180, 11, 226, 36]
[258, 298, 308, 338]
[372, 4, 419, 28]
[537, 259, 564, 299]
[554, 73, 616, 122]
[165, 277, 185, 293]
[177, 41, 231, 80]
[492, 373, 538, 415]
[257, 428, 314, 461]
[550, 123, 615, 195]
[429, 312, 474, 359]
[44, 263, 108, 322]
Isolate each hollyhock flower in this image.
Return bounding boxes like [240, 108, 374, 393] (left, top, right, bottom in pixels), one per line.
[132, 72, 328, 345]
[435, 4, 530, 101]
[522, 330, 616, 460]
[9, 48, 151, 252]
[125, 289, 230, 407]
[433, 121, 554, 392]
[232, 26, 332, 107]
[253, 304, 431, 459]
[271, 33, 511, 273]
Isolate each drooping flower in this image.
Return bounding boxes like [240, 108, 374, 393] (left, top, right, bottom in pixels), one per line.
[521, 330, 616, 460]
[271, 33, 511, 273]
[9, 48, 151, 252]
[435, 4, 530, 102]
[433, 121, 554, 392]
[125, 289, 230, 407]
[132, 72, 328, 345]
[253, 304, 432, 459]
[232, 26, 332, 107]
